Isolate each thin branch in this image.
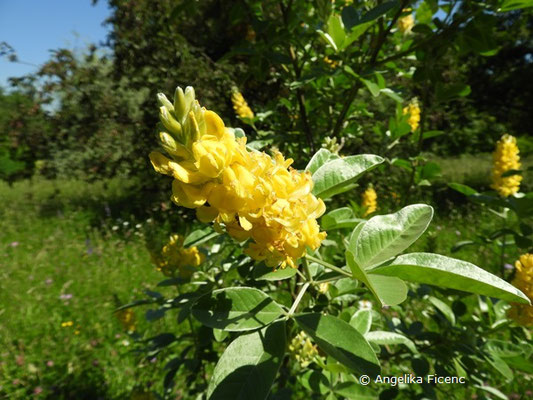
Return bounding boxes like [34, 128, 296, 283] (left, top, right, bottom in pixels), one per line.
[306, 254, 352, 277]
[332, 0, 410, 138]
[286, 282, 310, 317]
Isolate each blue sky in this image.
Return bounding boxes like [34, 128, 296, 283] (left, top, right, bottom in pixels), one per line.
[0, 0, 112, 89]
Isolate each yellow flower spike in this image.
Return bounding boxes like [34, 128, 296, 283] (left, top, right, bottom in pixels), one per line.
[151, 85, 327, 270]
[403, 101, 421, 131]
[362, 187, 377, 217]
[231, 90, 254, 119]
[491, 134, 522, 197]
[509, 253, 533, 326]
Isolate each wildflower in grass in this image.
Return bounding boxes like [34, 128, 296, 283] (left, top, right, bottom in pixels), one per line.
[362, 187, 377, 217]
[61, 321, 73, 327]
[231, 89, 254, 119]
[318, 282, 329, 294]
[289, 331, 319, 368]
[115, 308, 136, 332]
[509, 253, 533, 326]
[403, 100, 420, 131]
[59, 293, 73, 300]
[151, 234, 205, 277]
[150, 86, 326, 269]
[398, 9, 414, 34]
[491, 134, 522, 197]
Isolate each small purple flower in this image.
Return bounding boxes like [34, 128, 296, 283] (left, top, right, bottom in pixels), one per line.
[9, 242, 19, 247]
[59, 294, 73, 300]
[33, 386, 43, 395]
[46, 360, 54, 367]
[85, 238, 93, 255]
[504, 263, 514, 270]
[45, 278, 53, 285]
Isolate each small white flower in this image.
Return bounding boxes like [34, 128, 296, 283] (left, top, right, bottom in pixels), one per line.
[358, 300, 373, 310]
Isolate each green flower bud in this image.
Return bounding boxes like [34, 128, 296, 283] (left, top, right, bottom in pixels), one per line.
[159, 106, 183, 137]
[174, 87, 187, 123]
[157, 93, 174, 112]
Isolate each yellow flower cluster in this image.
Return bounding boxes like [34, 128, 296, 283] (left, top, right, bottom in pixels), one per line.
[403, 101, 421, 131]
[151, 234, 204, 277]
[323, 56, 339, 69]
[150, 87, 326, 269]
[509, 254, 533, 326]
[289, 331, 319, 368]
[231, 90, 254, 120]
[398, 10, 414, 34]
[491, 134, 522, 197]
[362, 187, 377, 217]
[115, 309, 136, 332]
[61, 321, 73, 328]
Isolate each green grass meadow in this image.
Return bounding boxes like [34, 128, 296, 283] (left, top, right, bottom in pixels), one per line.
[0, 178, 173, 399]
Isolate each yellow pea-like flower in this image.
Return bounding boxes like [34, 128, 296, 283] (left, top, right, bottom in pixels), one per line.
[491, 134, 522, 197]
